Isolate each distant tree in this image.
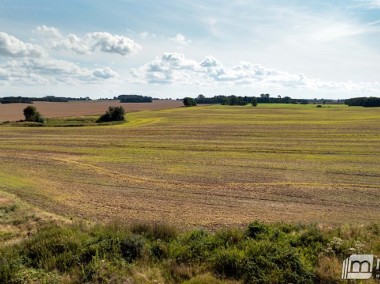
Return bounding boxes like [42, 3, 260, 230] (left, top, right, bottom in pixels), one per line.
[183, 97, 196, 107]
[345, 97, 380, 107]
[229, 95, 238, 106]
[252, 97, 258, 107]
[197, 94, 205, 101]
[221, 97, 230, 105]
[118, 95, 152, 103]
[260, 93, 270, 103]
[23, 106, 36, 121]
[97, 106, 126, 123]
[23, 106, 46, 123]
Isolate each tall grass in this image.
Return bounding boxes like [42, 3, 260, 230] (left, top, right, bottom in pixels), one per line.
[1, 221, 379, 283]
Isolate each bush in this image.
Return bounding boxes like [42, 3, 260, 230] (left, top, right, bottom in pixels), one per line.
[23, 106, 46, 123]
[22, 225, 86, 272]
[97, 106, 126, 123]
[130, 222, 178, 241]
[183, 97, 197, 107]
[119, 234, 144, 262]
[247, 221, 269, 239]
[212, 247, 245, 279]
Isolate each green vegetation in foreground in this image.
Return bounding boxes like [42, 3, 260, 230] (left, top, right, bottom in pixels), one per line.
[1, 221, 379, 283]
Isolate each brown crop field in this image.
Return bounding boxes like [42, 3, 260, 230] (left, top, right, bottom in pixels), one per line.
[0, 104, 379, 229]
[0, 99, 182, 122]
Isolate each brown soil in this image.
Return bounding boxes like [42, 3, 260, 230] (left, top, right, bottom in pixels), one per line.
[0, 100, 182, 122]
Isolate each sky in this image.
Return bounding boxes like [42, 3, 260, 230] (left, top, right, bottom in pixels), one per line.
[0, 0, 380, 99]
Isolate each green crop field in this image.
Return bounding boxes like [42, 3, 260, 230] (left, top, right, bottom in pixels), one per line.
[0, 104, 379, 229]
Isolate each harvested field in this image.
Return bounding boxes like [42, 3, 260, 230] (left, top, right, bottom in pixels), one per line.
[0, 104, 379, 228]
[0, 99, 182, 122]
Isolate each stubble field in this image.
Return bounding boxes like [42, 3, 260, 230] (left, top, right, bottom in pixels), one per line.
[0, 104, 379, 229]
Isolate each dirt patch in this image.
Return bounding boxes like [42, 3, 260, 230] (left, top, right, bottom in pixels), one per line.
[0, 100, 182, 122]
[0, 197, 12, 206]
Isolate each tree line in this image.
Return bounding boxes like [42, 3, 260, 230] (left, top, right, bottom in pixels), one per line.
[183, 94, 306, 107]
[190, 94, 310, 106]
[345, 97, 380, 107]
[117, 95, 153, 103]
[0, 95, 155, 104]
[0, 96, 91, 104]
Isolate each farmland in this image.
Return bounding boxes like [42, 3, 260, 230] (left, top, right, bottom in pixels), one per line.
[0, 103, 379, 228]
[0, 99, 182, 122]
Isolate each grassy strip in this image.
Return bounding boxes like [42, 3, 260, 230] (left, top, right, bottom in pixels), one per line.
[1, 116, 125, 127]
[1, 221, 379, 283]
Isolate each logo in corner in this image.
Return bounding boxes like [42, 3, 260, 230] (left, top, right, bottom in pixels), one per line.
[342, 254, 375, 280]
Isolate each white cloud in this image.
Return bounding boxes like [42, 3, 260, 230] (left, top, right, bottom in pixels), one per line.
[0, 32, 46, 58]
[34, 26, 142, 56]
[140, 31, 156, 39]
[93, 67, 119, 79]
[132, 53, 199, 84]
[34, 25, 62, 38]
[359, 0, 380, 9]
[309, 21, 380, 42]
[86, 32, 142, 55]
[59, 34, 90, 54]
[0, 58, 119, 85]
[170, 33, 191, 46]
[131, 52, 380, 94]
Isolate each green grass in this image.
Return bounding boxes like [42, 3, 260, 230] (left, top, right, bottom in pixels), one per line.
[0, 221, 379, 283]
[2, 116, 125, 127]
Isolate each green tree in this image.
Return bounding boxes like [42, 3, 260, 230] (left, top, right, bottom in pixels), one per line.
[183, 97, 196, 107]
[251, 97, 257, 107]
[23, 106, 46, 123]
[97, 106, 126, 123]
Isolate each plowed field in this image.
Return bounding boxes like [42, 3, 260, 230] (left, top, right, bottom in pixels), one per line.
[1, 104, 379, 228]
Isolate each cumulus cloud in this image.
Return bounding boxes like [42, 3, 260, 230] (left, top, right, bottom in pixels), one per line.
[34, 26, 142, 56]
[132, 53, 199, 84]
[51, 30, 141, 56]
[34, 25, 62, 38]
[0, 32, 46, 58]
[88, 32, 142, 55]
[0, 58, 119, 85]
[93, 67, 119, 79]
[170, 33, 191, 46]
[131, 52, 379, 93]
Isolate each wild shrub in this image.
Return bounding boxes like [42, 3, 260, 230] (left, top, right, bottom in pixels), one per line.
[246, 221, 270, 239]
[169, 230, 216, 263]
[119, 234, 144, 262]
[150, 239, 169, 260]
[212, 246, 245, 279]
[130, 222, 178, 242]
[23, 106, 46, 123]
[21, 225, 87, 272]
[213, 228, 245, 247]
[96, 106, 125, 123]
[0, 248, 20, 283]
